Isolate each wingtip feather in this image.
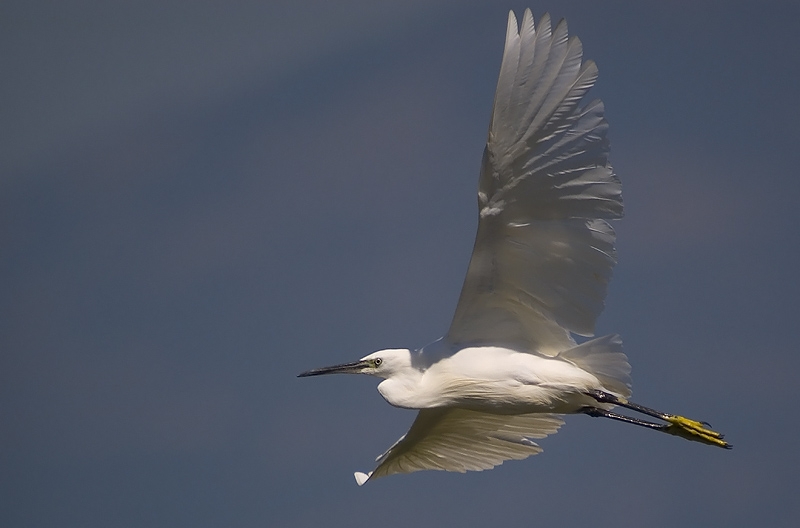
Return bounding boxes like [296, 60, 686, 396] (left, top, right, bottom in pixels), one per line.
[506, 10, 518, 35]
[354, 471, 372, 486]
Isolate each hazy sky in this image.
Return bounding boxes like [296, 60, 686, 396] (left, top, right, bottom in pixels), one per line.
[3, 1, 800, 526]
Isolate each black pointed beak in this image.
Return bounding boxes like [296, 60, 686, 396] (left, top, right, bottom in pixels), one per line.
[297, 360, 371, 377]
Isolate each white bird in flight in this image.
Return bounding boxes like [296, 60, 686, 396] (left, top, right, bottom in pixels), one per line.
[299, 9, 730, 486]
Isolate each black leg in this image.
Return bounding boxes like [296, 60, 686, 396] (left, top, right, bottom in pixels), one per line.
[580, 406, 666, 431]
[583, 390, 731, 449]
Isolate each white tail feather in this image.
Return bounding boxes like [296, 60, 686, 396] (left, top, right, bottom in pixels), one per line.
[557, 334, 631, 398]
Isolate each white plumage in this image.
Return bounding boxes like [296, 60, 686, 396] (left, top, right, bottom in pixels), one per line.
[451, 10, 621, 356]
[299, 8, 729, 486]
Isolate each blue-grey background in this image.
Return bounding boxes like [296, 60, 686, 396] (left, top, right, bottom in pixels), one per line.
[3, 1, 799, 526]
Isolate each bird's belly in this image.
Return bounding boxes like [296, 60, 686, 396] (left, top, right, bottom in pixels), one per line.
[413, 348, 601, 414]
[430, 378, 593, 414]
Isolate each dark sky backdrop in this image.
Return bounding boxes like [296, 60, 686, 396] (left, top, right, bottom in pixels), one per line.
[3, 1, 800, 526]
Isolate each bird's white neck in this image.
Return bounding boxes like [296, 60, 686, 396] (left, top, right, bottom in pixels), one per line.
[377, 371, 424, 409]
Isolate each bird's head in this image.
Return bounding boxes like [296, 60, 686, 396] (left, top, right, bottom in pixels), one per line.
[298, 349, 413, 380]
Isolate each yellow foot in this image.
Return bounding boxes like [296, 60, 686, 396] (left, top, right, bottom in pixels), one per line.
[664, 414, 731, 449]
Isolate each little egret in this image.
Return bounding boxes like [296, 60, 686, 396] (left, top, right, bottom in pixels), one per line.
[299, 9, 730, 485]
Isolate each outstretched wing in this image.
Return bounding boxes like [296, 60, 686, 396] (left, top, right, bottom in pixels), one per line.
[354, 408, 563, 485]
[446, 10, 623, 355]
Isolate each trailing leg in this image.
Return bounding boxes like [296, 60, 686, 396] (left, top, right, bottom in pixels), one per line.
[580, 406, 666, 430]
[583, 390, 731, 449]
